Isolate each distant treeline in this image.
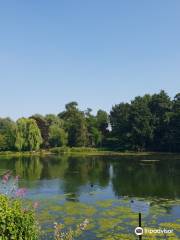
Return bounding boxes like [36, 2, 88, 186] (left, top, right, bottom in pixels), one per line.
[0, 90, 180, 152]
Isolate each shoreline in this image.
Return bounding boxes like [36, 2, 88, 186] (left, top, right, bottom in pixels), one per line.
[0, 147, 179, 157]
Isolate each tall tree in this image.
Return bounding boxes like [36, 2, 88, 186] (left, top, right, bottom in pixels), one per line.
[85, 109, 102, 147]
[0, 118, 16, 151]
[168, 93, 180, 152]
[96, 110, 109, 135]
[129, 95, 153, 151]
[48, 125, 68, 147]
[110, 103, 131, 149]
[58, 102, 88, 147]
[30, 114, 49, 148]
[15, 118, 42, 151]
[45, 114, 64, 128]
[149, 90, 172, 151]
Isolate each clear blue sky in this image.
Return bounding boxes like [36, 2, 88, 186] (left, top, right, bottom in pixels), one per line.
[0, 0, 179, 119]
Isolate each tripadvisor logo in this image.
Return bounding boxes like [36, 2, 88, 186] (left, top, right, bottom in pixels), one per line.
[135, 227, 143, 236]
[135, 227, 174, 236]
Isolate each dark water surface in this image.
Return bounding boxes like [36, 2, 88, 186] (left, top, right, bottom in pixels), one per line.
[0, 154, 180, 239]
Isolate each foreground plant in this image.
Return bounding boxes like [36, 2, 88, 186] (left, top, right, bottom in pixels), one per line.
[0, 171, 39, 240]
[0, 195, 39, 240]
[54, 219, 89, 240]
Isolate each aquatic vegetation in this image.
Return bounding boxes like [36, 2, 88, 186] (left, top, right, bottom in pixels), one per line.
[97, 218, 121, 231]
[142, 229, 178, 240]
[35, 196, 180, 239]
[54, 219, 89, 240]
[62, 202, 96, 216]
[63, 217, 79, 225]
[96, 199, 114, 208]
[159, 222, 180, 231]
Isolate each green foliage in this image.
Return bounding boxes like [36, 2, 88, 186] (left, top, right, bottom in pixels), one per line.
[0, 195, 39, 240]
[85, 109, 107, 147]
[130, 95, 153, 150]
[149, 90, 172, 151]
[110, 90, 180, 152]
[45, 114, 64, 128]
[30, 114, 49, 148]
[0, 118, 16, 151]
[0, 134, 7, 150]
[96, 110, 109, 135]
[90, 127, 102, 146]
[15, 118, 42, 151]
[50, 147, 100, 155]
[59, 102, 88, 147]
[0, 90, 180, 152]
[110, 103, 132, 150]
[49, 125, 68, 147]
[168, 93, 180, 152]
[50, 146, 71, 154]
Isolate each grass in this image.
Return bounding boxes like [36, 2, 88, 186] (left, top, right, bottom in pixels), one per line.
[49, 147, 153, 156]
[0, 149, 52, 157]
[0, 147, 179, 157]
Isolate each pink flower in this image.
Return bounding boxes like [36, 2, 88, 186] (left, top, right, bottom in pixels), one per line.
[2, 172, 11, 184]
[15, 188, 27, 197]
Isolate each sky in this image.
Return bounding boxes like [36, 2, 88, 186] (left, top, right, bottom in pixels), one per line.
[0, 0, 180, 119]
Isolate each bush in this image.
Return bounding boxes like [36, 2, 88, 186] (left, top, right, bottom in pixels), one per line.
[51, 146, 71, 154]
[0, 195, 39, 240]
[70, 147, 98, 152]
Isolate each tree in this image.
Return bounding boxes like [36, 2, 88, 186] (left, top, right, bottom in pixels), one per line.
[85, 109, 102, 147]
[0, 118, 16, 151]
[96, 110, 109, 135]
[109, 91, 174, 152]
[129, 95, 153, 151]
[149, 90, 172, 151]
[45, 114, 64, 128]
[110, 103, 131, 149]
[58, 102, 88, 147]
[49, 125, 68, 147]
[15, 118, 42, 151]
[168, 93, 180, 152]
[90, 127, 102, 147]
[30, 114, 49, 148]
[0, 133, 7, 151]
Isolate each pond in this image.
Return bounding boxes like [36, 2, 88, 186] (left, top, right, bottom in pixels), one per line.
[0, 153, 180, 239]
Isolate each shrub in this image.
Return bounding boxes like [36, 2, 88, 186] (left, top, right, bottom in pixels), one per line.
[0, 195, 39, 240]
[51, 147, 70, 154]
[51, 147, 99, 154]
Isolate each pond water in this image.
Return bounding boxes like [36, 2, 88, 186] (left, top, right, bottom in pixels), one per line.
[0, 153, 180, 239]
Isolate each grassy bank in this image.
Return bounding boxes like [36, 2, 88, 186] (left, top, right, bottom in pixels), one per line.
[49, 147, 153, 156]
[0, 147, 152, 157]
[0, 149, 52, 157]
[0, 147, 179, 158]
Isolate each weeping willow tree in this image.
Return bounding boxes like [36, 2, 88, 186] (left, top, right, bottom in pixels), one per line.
[15, 118, 42, 151]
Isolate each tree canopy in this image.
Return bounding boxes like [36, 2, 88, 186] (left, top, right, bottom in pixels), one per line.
[0, 90, 180, 152]
[15, 118, 42, 151]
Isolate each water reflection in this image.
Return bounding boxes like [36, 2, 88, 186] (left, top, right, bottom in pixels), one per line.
[0, 154, 180, 199]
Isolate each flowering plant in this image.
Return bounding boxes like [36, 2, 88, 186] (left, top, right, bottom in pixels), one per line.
[0, 170, 28, 197]
[0, 170, 40, 240]
[54, 219, 89, 240]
